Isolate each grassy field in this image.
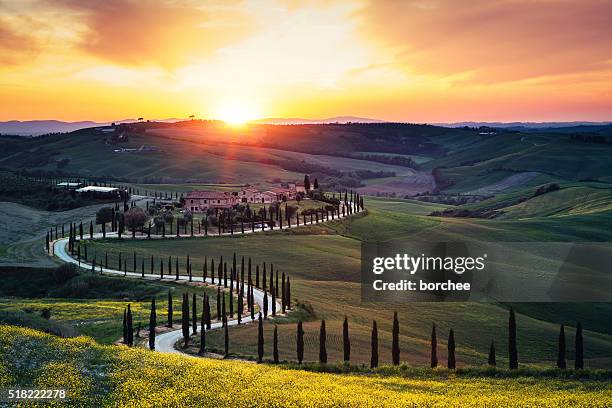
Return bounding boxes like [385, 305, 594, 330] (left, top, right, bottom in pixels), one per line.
[0, 266, 231, 343]
[1, 326, 610, 407]
[84, 196, 612, 367]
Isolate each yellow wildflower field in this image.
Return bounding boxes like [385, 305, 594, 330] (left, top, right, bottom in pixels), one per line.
[1, 326, 610, 407]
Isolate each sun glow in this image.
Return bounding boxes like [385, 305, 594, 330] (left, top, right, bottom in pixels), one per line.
[214, 100, 261, 126]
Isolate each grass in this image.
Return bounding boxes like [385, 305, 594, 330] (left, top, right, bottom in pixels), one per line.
[0, 266, 227, 343]
[1, 325, 611, 407]
[84, 206, 612, 367]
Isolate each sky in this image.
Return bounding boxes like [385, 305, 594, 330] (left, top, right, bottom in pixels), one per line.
[1, 0, 611, 123]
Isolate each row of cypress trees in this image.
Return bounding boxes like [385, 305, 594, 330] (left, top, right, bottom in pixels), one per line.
[264, 309, 586, 369]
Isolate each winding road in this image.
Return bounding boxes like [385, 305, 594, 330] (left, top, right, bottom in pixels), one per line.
[52, 200, 361, 354]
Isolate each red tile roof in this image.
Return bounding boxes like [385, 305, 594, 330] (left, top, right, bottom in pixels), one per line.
[185, 191, 232, 199]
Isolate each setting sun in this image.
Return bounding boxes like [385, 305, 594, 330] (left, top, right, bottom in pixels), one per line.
[214, 101, 261, 126]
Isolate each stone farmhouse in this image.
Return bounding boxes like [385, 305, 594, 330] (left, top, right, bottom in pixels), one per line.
[184, 184, 305, 212]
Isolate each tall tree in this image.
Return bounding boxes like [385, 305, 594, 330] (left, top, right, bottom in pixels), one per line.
[575, 322, 584, 369]
[304, 174, 311, 191]
[122, 308, 127, 344]
[392, 311, 400, 365]
[263, 291, 268, 319]
[296, 320, 304, 364]
[192, 293, 197, 335]
[430, 323, 438, 368]
[286, 277, 291, 310]
[371, 320, 378, 369]
[224, 315, 229, 358]
[270, 325, 278, 364]
[182, 293, 190, 348]
[199, 304, 206, 355]
[488, 340, 496, 367]
[257, 313, 264, 363]
[508, 308, 518, 369]
[148, 298, 156, 350]
[126, 304, 133, 346]
[167, 291, 173, 328]
[447, 329, 456, 369]
[319, 319, 327, 364]
[557, 324, 566, 369]
[343, 316, 351, 362]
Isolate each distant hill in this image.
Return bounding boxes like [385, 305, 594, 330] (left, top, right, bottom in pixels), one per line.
[436, 121, 612, 130]
[252, 116, 386, 125]
[0, 118, 184, 136]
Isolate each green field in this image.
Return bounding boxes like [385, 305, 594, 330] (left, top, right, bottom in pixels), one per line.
[83, 196, 612, 367]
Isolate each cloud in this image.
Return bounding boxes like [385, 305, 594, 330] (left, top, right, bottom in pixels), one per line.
[359, 0, 612, 84]
[0, 15, 43, 66]
[49, 0, 254, 68]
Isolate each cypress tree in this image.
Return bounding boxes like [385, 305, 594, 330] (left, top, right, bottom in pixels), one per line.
[392, 311, 400, 365]
[217, 287, 221, 321]
[447, 329, 456, 369]
[371, 320, 378, 368]
[343, 316, 350, 362]
[557, 324, 566, 369]
[192, 293, 197, 334]
[431, 323, 438, 368]
[167, 291, 173, 328]
[250, 284, 255, 320]
[149, 298, 156, 350]
[199, 304, 206, 355]
[160, 259, 164, 279]
[509, 308, 518, 369]
[575, 322, 584, 369]
[256, 264, 260, 288]
[297, 320, 304, 364]
[281, 273, 286, 313]
[203, 256, 208, 281]
[263, 291, 268, 319]
[229, 289, 234, 318]
[273, 325, 279, 364]
[286, 277, 291, 310]
[224, 315, 229, 358]
[319, 319, 327, 364]
[141, 258, 145, 278]
[263, 263, 267, 291]
[257, 313, 264, 363]
[126, 304, 133, 346]
[211, 258, 215, 284]
[175, 257, 179, 280]
[271, 284, 276, 317]
[182, 293, 190, 347]
[488, 340, 496, 366]
[122, 308, 128, 344]
[222, 295, 226, 327]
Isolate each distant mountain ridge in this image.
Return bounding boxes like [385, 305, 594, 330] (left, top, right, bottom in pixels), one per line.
[252, 116, 386, 125]
[0, 118, 183, 136]
[436, 121, 612, 129]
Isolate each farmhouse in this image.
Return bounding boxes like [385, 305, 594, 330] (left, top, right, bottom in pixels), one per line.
[185, 191, 236, 212]
[184, 178, 312, 212]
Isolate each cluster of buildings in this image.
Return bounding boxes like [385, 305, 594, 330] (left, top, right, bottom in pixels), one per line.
[184, 182, 311, 212]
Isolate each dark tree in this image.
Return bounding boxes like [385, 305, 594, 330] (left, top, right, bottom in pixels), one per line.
[557, 324, 566, 369]
[488, 340, 496, 367]
[343, 316, 351, 362]
[371, 320, 378, 368]
[192, 293, 197, 335]
[431, 323, 438, 368]
[167, 291, 173, 328]
[273, 325, 279, 364]
[508, 308, 518, 369]
[199, 303, 206, 355]
[122, 308, 127, 344]
[304, 174, 311, 191]
[263, 291, 268, 319]
[182, 293, 190, 348]
[148, 298, 156, 350]
[447, 329, 456, 369]
[257, 313, 264, 363]
[224, 315, 229, 358]
[296, 320, 304, 364]
[286, 276, 291, 310]
[217, 287, 221, 321]
[575, 322, 584, 369]
[126, 304, 133, 346]
[319, 319, 327, 364]
[392, 311, 400, 365]
[313, 178, 319, 189]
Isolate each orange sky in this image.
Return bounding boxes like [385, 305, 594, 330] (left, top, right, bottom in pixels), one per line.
[1, 0, 611, 123]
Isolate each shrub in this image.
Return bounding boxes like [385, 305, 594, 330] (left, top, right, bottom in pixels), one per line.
[53, 264, 78, 284]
